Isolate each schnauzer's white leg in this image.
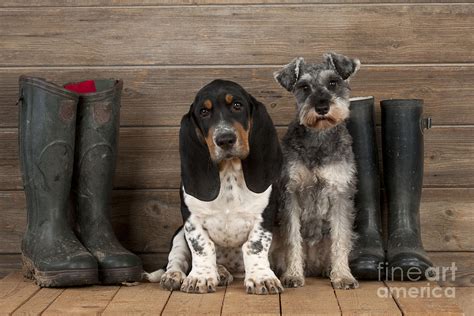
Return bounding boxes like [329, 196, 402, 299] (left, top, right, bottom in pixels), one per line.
[280, 197, 305, 288]
[181, 217, 219, 293]
[243, 223, 283, 295]
[144, 227, 190, 291]
[329, 196, 359, 289]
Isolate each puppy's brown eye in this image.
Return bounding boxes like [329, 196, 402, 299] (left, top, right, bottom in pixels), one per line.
[328, 80, 338, 88]
[200, 108, 210, 117]
[232, 102, 242, 112]
[300, 84, 309, 91]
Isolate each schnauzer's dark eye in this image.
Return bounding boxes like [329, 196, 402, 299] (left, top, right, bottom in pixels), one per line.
[199, 108, 210, 117]
[232, 102, 242, 112]
[328, 80, 338, 88]
[300, 84, 310, 91]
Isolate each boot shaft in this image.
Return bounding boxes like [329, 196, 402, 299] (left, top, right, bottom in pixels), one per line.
[347, 97, 382, 233]
[19, 76, 79, 233]
[381, 99, 424, 236]
[72, 80, 123, 237]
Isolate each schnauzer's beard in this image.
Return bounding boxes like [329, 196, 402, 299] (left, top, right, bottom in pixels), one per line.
[299, 97, 349, 130]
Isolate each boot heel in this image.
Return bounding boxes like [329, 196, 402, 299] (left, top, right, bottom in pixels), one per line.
[21, 255, 35, 280]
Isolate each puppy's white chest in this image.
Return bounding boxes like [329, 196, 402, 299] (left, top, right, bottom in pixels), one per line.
[183, 160, 271, 247]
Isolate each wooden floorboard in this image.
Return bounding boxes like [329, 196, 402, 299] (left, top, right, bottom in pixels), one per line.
[0, 272, 40, 316]
[1, 273, 471, 315]
[41, 285, 120, 315]
[162, 286, 226, 315]
[334, 281, 401, 316]
[280, 278, 340, 315]
[102, 282, 170, 315]
[455, 287, 474, 316]
[12, 288, 64, 316]
[385, 281, 464, 316]
[221, 279, 280, 315]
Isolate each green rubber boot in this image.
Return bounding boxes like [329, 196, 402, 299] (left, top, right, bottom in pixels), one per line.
[72, 79, 143, 284]
[381, 99, 433, 281]
[347, 97, 385, 280]
[19, 76, 98, 287]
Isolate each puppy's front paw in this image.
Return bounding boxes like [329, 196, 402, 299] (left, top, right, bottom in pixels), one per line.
[245, 271, 284, 295]
[181, 272, 219, 294]
[331, 276, 359, 290]
[160, 270, 186, 291]
[217, 264, 234, 286]
[280, 274, 305, 288]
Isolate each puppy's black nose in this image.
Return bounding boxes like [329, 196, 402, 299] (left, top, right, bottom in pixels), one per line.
[215, 132, 237, 149]
[315, 103, 330, 115]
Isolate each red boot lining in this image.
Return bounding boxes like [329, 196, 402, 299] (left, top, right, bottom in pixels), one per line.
[64, 80, 97, 93]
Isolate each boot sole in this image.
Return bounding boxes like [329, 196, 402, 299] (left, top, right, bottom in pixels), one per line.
[22, 255, 98, 287]
[100, 265, 143, 284]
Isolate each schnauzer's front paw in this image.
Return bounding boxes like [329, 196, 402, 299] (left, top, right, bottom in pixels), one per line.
[159, 270, 186, 291]
[217, 264, 234, 286]
[181, 273, 219, 294]
[331, 276, 359, 290]
[280, 274, 305, 288]
[245, 272, 284, 295]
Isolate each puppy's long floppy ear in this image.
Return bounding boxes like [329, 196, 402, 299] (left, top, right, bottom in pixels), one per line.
[273, 57, 305, 92]
[242, 94, 282, 193]
[324, 52, 361, 80]
[179, 108, 220, 201]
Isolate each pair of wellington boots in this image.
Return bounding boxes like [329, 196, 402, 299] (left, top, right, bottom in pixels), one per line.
[348, 97, 433, 281]
[19, 76, 142, 287]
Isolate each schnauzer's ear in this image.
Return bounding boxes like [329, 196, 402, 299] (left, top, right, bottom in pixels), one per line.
[242, 94, 282, 193]
[179, 106, 220, 202]
[274, 57, 305, 92]
[324, 52, 361, 80]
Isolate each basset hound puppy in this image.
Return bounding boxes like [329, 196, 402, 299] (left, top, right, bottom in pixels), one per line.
[146, 79, 283, 294]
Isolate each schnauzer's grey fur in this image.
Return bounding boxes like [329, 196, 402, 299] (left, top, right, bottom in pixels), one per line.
[271, 53, 360, 290]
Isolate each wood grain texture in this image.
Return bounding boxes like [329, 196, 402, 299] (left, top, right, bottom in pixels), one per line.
[1, 126, 473, 191]
[0, 0, 467, 6]
[455, 287, 474, 316]
[221, 279, 280, 315]
[1, 188, 473, 254]
[1, 66, 473, 128]
[431, 252, 474, 287]
[280, 278, 340, 315]
[0, 272, 40, 316]
[385, 281, 464, 315]
[334, 282, 401, 315]
[162, 287, 226, 316]
[102, 283, 171, 315]
[13, 288, 64, 316]
[42, 285, 120, 315]
[0, 5, 472, 66]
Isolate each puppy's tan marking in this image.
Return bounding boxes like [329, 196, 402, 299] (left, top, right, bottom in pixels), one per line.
[204, 127, 217, 161]
[233, 122, 250, 158]
[225, 94, 233, 105]
[203, 99, 213, 110]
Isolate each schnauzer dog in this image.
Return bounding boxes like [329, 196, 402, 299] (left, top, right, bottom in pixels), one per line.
[271, 53, 360, 290]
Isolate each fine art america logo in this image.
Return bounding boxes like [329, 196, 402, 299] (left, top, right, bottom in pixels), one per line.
[377, 262, 457, 298]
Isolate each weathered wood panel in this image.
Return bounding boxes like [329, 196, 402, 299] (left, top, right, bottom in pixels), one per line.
[0, 0, 466, 6]
[1, 66, 473, 128]
[0, 5, 472, 66]
[1, 126, 473, 190]
[1, 188, 473, 254]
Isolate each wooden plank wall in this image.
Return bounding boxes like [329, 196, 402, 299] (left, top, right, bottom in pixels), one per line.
[0, 1, 473, 282]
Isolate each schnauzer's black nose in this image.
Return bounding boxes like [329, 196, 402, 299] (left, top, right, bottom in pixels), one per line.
[315, 103, 330, 115]
[215, 132, 237, 149]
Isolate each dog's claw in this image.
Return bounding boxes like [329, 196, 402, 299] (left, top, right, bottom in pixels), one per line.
[245, 275, 283, 295]
[331, 277, 359, 290]
[160, 270, 186, 291]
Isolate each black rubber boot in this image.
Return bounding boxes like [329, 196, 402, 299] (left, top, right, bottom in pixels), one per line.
[381, 99, 433, 281]
[347, 97, 385, 280]
[18, 76, 98, 287]
[72, 79, 143, 284]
